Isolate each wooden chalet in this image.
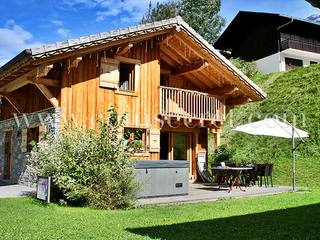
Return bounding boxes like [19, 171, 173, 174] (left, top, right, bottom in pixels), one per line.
[0, 17, 266, 184]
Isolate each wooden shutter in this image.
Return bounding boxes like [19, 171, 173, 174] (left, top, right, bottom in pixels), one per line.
[149, 129, 160, 153]
[21, 129, 28, 153]
[100, 58, 119, 89]
[134, 64, 140, 92]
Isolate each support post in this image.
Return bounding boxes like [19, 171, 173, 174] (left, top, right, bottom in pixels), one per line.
[215, 133, 221, 147]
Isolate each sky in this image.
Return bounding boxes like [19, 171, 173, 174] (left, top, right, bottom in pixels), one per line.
[0, 0, 319, 66]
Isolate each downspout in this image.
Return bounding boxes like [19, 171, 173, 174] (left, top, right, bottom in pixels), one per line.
[277, 18, 294, 71]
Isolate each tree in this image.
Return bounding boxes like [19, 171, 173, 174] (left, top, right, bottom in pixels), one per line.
[180, 0, 225, 44]
[305, 0, 320, 8]
[141, 1, 179, 23]
[141, 0, 226, 44]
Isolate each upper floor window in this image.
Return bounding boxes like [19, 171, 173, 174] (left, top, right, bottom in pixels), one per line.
[119, 62, 135, 91]
[100, 57, 140, 92]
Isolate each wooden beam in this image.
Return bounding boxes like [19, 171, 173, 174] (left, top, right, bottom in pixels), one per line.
[160, 46, 186, 65]
[1, 93, 23, 113]
[36, 64, 53, 77]
[33, 78, 60, 87]
[209, 85, 238, 96]
[175, 31, 262, 100]
[0, 64, 53, 94]
[160, 69, 171, 75]
[187, 72, 211, 89]
[116, 43, 133, 56]
[226, 96, 252, 106]
[174, 60, 208, 76]
[157, 34, 174, 45]
[114, 56, 141, 64]
[160, 52, 178, 67]
[35, 83, 59, 108]
[70, 57, 82, 68]
[0, 76, 30, 94]
[166, 44, 192, 64]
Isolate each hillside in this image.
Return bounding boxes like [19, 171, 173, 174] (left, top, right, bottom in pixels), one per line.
[221, 64, 320, 187]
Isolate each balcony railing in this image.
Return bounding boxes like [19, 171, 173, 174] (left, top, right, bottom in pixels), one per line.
[281, 39, 320, 54]
[160, 86, 225, 121]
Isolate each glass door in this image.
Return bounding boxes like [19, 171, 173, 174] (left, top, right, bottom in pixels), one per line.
[172, 133, 189, 161]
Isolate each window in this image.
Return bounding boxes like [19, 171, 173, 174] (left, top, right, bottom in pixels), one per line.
[124, 128, 147, 153]
[119, 62, 135, 91]
[27, 127, 39, 152]
[310, 61, 318, 65]
[285, 57, 303, 71]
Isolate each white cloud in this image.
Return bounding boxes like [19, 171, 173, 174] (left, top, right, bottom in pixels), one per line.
[62, 0, 168, 22]
[50, 19, 63, 26]
[62, 0, 97, 8]
[0, 20, 42, 67]
[57, 28, 71, 37]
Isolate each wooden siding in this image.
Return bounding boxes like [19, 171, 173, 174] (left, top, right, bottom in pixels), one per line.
[59, 40, 161, 160]
[60, 40, 160, 129]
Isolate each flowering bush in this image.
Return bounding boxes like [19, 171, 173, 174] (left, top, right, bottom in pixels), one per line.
[28, 108, 139, 209]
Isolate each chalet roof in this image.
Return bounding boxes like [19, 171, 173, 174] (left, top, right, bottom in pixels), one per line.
[215, 11, 320, 51]
[0, 16, 266, 100]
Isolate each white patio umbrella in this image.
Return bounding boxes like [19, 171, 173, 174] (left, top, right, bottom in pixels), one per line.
[233, 118, 308, 191]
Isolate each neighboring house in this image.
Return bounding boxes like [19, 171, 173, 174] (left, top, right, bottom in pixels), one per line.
[0, 17, 266, 185]
[215, 11, 320, 73]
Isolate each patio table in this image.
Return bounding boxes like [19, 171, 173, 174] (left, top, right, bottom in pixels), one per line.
[212, 167, 253, 193]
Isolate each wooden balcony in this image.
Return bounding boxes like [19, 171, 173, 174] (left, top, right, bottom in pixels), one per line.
[160, 86, 225, 122]
[281, 39, 320, 54]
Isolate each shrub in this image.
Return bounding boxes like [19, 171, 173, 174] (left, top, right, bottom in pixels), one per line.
[27, 108, 139, 209]
[230, 58, 259, 78]
[213, 144, 234, 163]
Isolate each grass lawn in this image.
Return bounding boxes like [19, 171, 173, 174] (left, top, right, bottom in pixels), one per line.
[1, 190, 320, 240]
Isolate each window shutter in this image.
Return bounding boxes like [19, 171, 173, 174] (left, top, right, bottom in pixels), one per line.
[21, 129, 28, 153]
[134, 64, 140, 91]
[149, 129, 160, 153]
[100, 58, 119, 89]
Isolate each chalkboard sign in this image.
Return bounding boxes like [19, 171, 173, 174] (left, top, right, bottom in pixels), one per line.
[37, 176, 51, 203]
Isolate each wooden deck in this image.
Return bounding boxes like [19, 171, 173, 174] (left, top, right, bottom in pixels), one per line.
[137, 184, 291, 206]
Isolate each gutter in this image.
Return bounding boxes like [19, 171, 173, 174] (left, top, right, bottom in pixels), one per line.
[277, 18, 294, 69]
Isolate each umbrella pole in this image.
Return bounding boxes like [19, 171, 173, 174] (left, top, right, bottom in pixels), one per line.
[292, 126, 296, 191]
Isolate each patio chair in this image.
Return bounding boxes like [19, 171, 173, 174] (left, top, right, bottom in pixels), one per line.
[256, 164, 274, 187]
[240, 164, 256, 187]
[265, 164, 274, 187]
[196, 155, 213, 183]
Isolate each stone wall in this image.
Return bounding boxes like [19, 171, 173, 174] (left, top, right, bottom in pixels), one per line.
[0, 108, 60, 186]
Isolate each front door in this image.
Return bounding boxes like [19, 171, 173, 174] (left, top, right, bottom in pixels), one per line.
[4, 130, 13, 180]
[172, 133, 189, 160]
[172, 133, 192, 178]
